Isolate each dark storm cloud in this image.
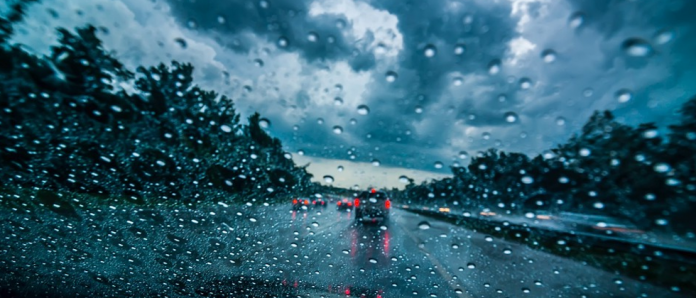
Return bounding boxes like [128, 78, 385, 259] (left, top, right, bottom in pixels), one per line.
[164, 0, 371, 71]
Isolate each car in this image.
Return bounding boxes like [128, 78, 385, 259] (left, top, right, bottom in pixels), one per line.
[336, 198, 353, 210]
[312, 197, 327, 207]
[291, 197, 312, 210]
[354, 189, 391, 223]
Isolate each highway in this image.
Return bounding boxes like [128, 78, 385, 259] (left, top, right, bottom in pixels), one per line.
[0, 197, 685, 297]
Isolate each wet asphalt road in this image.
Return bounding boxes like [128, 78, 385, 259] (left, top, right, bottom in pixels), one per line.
[0, 195, 683, 298]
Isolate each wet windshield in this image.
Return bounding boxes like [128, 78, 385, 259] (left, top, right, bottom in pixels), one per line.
[1, 0, 695, 297]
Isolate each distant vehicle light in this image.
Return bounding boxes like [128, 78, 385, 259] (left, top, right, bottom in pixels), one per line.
[438, 207, 450, 213]
[292, 199, 298, 204]
[385, 200, 391, 209]
[354, 198, 360, 207]
[304, 199, 309, 205]
[402, 205, 409, 209]
[422, 207, 429, 210]
[337, 201, 342, 206]
[537, 215, 551, 220]
[480, 211, 497, 216]
[312, 200, 316, 204]
[371, 188, 376, 193]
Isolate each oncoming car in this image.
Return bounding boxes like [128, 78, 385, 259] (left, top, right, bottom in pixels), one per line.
[354, 189, 391, 223]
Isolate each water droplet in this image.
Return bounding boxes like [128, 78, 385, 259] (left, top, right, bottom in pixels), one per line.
[186, 19, 198, 29]
[369, 258, 377, 264]
[541, 49, 557, 63]
[654, 29, 675, 44]
[568, 12, 584, 28]
[307, 32, 318, 42]
[503, 248, 512, 255]
[579, 148, 591, 156]
[372, 159, 380, 166]
[333, 126, 343, 134]
[357, 105, 370, 115]
[284, 152, 292, 159]
[277, 37, 289, 48]
[504, 112, 518, 123]
[337, 165, 344, 172]
[297, 149, 305, 156]
[452, 244, 459, 249]
[467, 263, 476, 269]
[485, 236, 493, 242]
[423, 44, 437, 57]
[556, 117, 566, 126]
[525, 212, 535, 218]
[291, 243, 298, 248]
[254, 59, 264, 67]
[593, 202, 604, 209]
[385, 71, 398, 82]
[482, 132, 491, 140]
[453, 77, 463, 86]
[334, 97, 343, 105]
[349, 118, 357, 125]
[415, 106, 423, 114]
[220, 125, 232, 133]
[434, 162, 444, 169]
[559, 176, 569, 183]
[317, 118, 324, 124]
[399, 175, 410, 184]
[622, 38, 653, 57]
[250, 217, 257, 222]
[522, 288, 530, 294]
[174, 38, 187, 49]
[583, 88, 594, 97]
[519, 78, 532, 89]
[616, 89, 633, 103]
[488, 59, 501, 75]
[459, 151, 468, 159]
[454, 44, 466, 55]
[323, 175, 334, 183]
[259, 0, 269, 9]
[418, 221, 431, 230]
[643, 129, 658, 139]
[521, 176, 534, 184]
[654, 163, 671, 173]
[259, 118, 271, 128]
[217, 15, 226, 24]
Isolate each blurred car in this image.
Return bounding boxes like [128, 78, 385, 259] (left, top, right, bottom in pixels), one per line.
[354, 189, 391, 223]
[312, 197, 327, 207]
[291, 197, 312, 210]
[336, 198, 353, 210]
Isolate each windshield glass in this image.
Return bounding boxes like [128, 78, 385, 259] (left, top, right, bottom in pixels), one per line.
[1, 0, 695, 297]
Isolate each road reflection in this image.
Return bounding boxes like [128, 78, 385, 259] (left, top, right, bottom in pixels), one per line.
[350, 225, 391, 269]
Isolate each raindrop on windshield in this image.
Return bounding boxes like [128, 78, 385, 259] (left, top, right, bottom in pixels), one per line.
[217, 15, 226, 24]
[434, 162, 444, 169]
[418, 221, 431, 230]
[415, 106, 423, 114]
[504, 112, 518, 123]
[482, 132, 491, 140]
[259, 118, 271, 128]
[467, 263, 476, 269]
[579, 148, 591, 156]
[541, 49, 557, 63]
[371, 159, 380, 166]
[556, 117, 566, 126]
[334, 97, 343, 105]
[654, 163, 671, 173]
[332, 126, 343, 134]
[369, 258, 378, 264]
[277, 36, 289, 48]
[423, 44, 437, 57]
[323, 175, 334, 183]
[174, 38, 187, 49]
[519, 78, 532, 89]
[521, 176, 534, 184]
[654, 29, 675, 44]
[307, 32, 318, 42]
[459, 151, 468, 159]
[616, 89, 633, 103]
[568, 12, 584, 28]
[622, 38, 653, 57]
[454, 44, 466, 55]
[220, 125, 232, 133]
[488, 59, 501, 75]
[337, 165, 344, 172]
[385, 71, 398, 82]
[357, 105, 370, 115]
[503, 248, 512, 255]
[399, 175, 410, 183]
[317, 118, 324, 124]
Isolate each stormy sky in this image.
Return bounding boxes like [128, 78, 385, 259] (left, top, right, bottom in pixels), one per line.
[9, 0, 696, 189]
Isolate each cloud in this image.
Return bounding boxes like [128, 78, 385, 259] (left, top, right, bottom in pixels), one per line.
[7, 0, 696, 187]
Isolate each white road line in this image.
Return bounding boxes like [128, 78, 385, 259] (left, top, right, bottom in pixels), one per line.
[396, 213, 473, 298]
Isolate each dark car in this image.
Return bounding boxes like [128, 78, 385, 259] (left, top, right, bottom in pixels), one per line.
[291, 197, 311, 210]
[336, 198, 353, 210]
[312, 197, 327, 207]
[354, 189, 391, 223]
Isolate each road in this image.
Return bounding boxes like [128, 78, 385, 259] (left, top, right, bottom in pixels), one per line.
[0, 196, 684, 297]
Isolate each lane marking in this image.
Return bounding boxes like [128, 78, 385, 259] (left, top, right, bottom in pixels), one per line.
[395, 211, 473, 298]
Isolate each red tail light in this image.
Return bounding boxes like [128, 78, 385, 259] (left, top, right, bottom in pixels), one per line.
[354, 198, 360, 207]
[385, 200, 391, 209]
[312, 200, 316, 205]
[337, 201, 342, 206]
[304, 200, 309, 205]
[292, 199, 298, 204]
[345, 288, 350, 295]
